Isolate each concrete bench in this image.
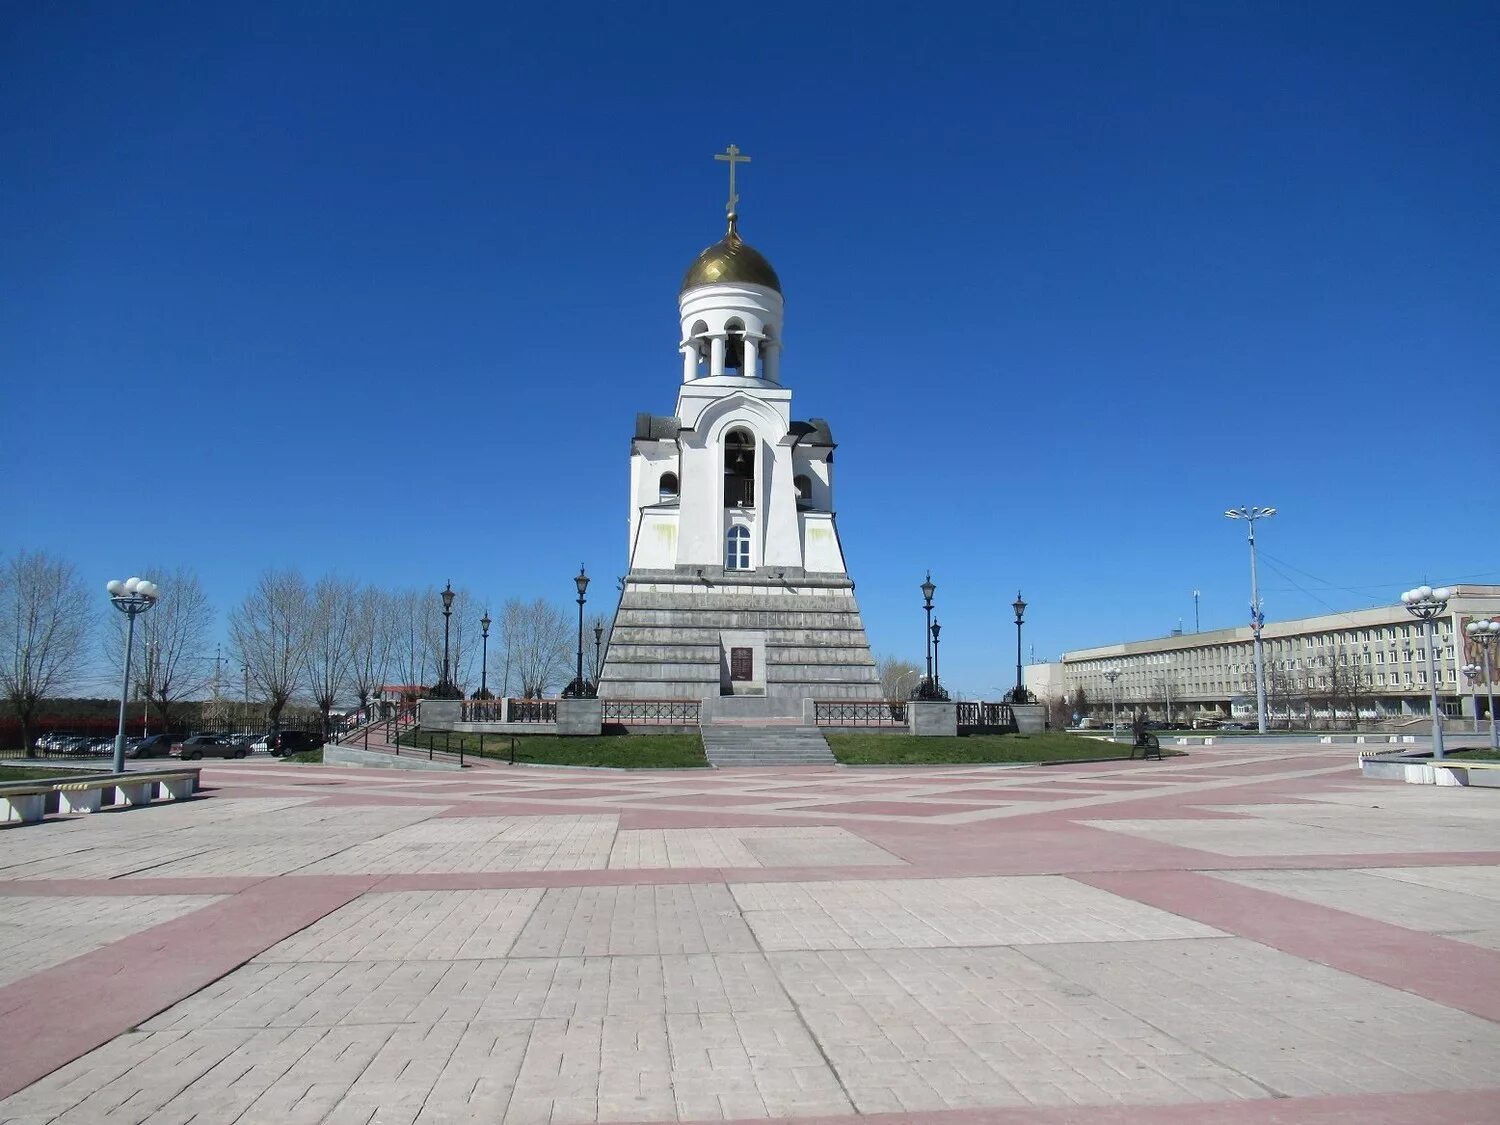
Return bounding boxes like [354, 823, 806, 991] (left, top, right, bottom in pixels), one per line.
[1430, 760, 1500, 788]
[1, 770, 201, 825]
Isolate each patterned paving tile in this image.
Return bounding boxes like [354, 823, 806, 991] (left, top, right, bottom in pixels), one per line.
[0, 894, 222, 987]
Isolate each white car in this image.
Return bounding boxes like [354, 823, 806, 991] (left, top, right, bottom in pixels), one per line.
[250, 736, 271, 753]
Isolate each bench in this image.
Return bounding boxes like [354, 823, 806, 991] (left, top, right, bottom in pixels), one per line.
[1430, 759, 1500, 788]
[1, 770, 202, 825]
[1129, 734, 1163, 761]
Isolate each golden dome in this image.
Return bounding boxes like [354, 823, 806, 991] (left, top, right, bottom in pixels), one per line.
[680, 215, 782, 295]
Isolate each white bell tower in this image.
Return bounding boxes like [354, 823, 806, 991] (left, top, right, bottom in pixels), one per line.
[599, 147, 880, 716]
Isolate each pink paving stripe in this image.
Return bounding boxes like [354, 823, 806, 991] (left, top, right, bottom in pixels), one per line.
[794, 800, 998, 817]
[618, 1088, 1500, 1124]
[1076, 869, 1500, 1023]
[0, 875, 377, 1100]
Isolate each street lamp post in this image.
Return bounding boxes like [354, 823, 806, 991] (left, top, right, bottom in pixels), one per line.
[479, 611, 491, 699]
[566, 566, 591, 697]
[1463, 663, 1483, 735]
[1401, 585, 1452, 759]
[593, 624, 604, 690]
[107, 577, 159, 774]
[1465, 618, 1500, 750]
[1104, 667, 1121, 740]
[930, 620, 942, 696]
[439, 581, 455, 697]
[1011, 591, 1027, 703]
[1225, 506, 1276, 733]
[920, 572, 936, 697]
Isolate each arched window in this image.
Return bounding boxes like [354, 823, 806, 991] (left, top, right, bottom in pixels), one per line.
[723, 429, 755, 508]
[794, 474, 812, 502]
[658, 472, 679, 502]
[725, 526, 751, 570]
[690, 321, 710, 378]
[724, 318, 746, 373]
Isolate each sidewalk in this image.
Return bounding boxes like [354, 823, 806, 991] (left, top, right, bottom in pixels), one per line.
[1, 739, 1496, 1123]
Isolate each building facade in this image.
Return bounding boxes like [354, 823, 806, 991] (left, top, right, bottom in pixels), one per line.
[596, 196, 881, 716]
[1029, 586, 1500, 725]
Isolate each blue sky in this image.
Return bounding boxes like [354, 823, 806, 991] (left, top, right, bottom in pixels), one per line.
[4, 2, 1497, 699]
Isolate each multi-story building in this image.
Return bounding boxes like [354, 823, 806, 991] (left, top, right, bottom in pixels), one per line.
[1031, 586, 1500, 726]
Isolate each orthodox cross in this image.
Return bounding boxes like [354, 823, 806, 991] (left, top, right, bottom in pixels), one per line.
[714, 144, 751, 216]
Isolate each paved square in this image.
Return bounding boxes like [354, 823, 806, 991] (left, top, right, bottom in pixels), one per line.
[3, 739, 1499, 1123]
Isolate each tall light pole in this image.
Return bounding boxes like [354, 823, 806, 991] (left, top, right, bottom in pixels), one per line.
[1011, 591, 1027, 703]
[1193, 589, 1201, 633]
[479, 610, 491, 700]
[1104, 666, 1121, 740]
[566, 565, 590, 697]
[593, 623, 604, 690]
[1401, 585, 1452, 759]
[439, 581, 455, 697]
[1463, 663, 1483, 735]
[1225, 506, 1276, 734]
[1465, 618, 1499, 750]
[920, 572, 936, 697]
[107, 577, 159, 774]
[930, 620, 942, 696]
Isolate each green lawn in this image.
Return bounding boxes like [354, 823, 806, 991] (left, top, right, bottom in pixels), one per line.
[286, 748, 324, 764]
[1450, 748, 1500, 761]
[826, 731, 1177, 765]
[0, 764, 82, 783]
[397, 731, 708, 769]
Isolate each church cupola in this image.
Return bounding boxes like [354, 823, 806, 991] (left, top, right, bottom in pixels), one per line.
[678, 145, 785, 384]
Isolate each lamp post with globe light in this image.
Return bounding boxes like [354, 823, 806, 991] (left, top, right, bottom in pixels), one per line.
[1463, 663, 1483, 735]
[107, 577, 159, 774]
[1225, 506, 1275, 733]
[437, 582, 456, 698]
[1401, 585, 1452, 759]
[479, 611, 491, 699]
[1465, 618, 1500, 750]
[919, 573, 936, 698]
[593, 624, 604, 691]
[1103, 667, 1122, 740]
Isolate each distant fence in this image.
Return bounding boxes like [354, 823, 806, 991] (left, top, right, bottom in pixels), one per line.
[956, 701, 1016, 732]
[601, 699, 701, 726]
[814, 701, 907, 728]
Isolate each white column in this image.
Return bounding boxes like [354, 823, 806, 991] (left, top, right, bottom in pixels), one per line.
[709, 335, 726, 379]
[743, 336, 759, 379]
[681, 344, 697, 383]
[762, 341, 780, 382]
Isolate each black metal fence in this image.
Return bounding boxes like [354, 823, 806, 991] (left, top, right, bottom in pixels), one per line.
[601, 699, 701, 726]
[956, 701, 1016, 732]
[813, 700, 907, 728]
[507, 699, 558, 723]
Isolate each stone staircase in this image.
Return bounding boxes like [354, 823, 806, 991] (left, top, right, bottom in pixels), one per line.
[700, 722, 837, 767]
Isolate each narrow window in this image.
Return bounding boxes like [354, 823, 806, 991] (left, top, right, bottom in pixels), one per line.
[794, 474, 812, 502]
[725, 526, 750, 570]
[658, 472, 679, 502]
[724, 429, 755, 508]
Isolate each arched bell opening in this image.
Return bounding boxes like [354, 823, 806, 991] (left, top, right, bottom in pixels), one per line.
[724, 318, 746, 375]
[723, 428, 755, 508]
[689, 321, 710, 379]
[794, 474, 813, 509]
[658, 472, 679, 503]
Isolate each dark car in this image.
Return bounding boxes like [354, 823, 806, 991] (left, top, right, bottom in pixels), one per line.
[126, 733, 178, 759]
[178, 735, 247, 760]
[267, 730, 323, 757]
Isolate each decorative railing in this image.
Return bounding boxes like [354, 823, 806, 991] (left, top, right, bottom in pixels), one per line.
[461, 700, 505, 722]
[507, 699, 558, 723]
[814, 700, 907, 727]
[601, 699, 701, 725]
[956, 701, 1016, 731]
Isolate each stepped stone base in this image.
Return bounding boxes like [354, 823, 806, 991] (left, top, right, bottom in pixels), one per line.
[701, 723, 837, 767]
[599, 571, 881, 715]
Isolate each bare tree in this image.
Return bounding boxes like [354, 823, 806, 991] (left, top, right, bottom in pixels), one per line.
[0, 551, 91, 756]
[230, 569, 310, 730]
[103, 565, 213, 735]
[502, 598, 571, 697]
[387, 588, 430, 702]
[423, 585, 480, 697]
[348, 586, 395, 711]
[303, 575, 358, 736]
[876, 654, 922, 702]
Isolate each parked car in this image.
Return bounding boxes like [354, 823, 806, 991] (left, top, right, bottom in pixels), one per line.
[178, 735, 247, 760]
[127, 733, 178, 759]
[267, 730, 323, 757]
[250, 735, 271, 753]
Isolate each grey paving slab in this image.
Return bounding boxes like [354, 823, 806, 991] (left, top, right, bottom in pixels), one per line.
[1079, 817, 1465, 856]
[508, 884, 759, 956]
[608, 826, 902, 870]
[730, 876, 1222, 951]
[768, 946, 1265, 1112]
[298, 815, 620, 873]
[253, 889, 545, 963]
[1210, 867, 1500, 934]
[0, 895, 223, 987]
[1023, 937, 1500, 1097]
